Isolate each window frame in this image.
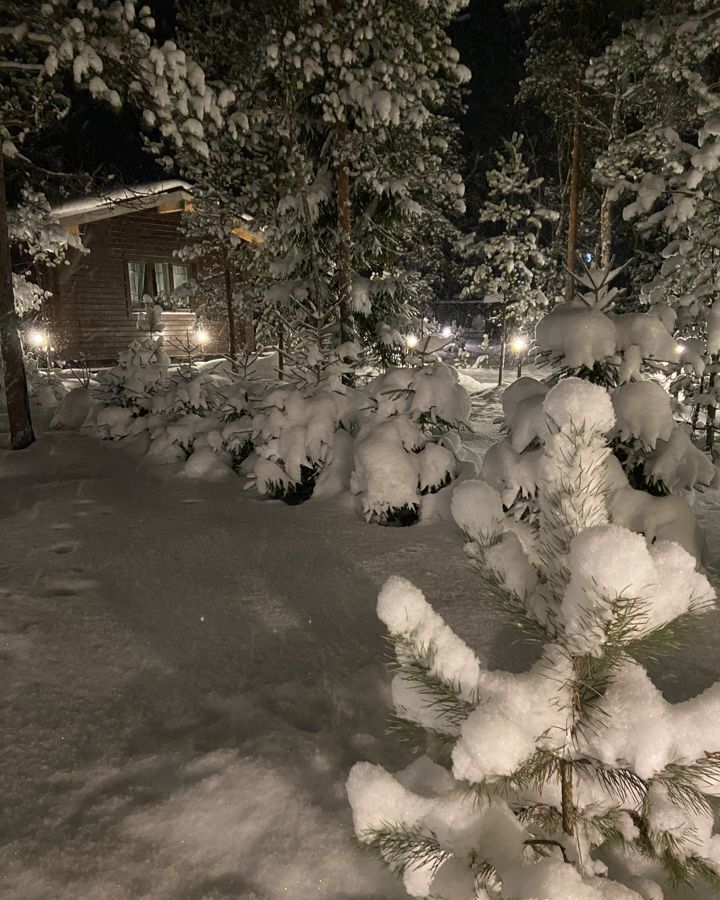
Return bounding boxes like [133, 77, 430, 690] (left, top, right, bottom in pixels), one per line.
[124, 257, 194, 313]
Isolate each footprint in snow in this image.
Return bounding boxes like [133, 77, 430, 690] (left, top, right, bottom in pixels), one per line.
[49, 541, 79, 556]
[42, 577, 97, 598]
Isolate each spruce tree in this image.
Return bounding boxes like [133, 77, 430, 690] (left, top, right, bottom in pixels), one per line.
[459, 133, 556, 385]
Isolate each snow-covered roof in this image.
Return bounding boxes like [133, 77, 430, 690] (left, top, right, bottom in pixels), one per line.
[51, 180, 194, 226]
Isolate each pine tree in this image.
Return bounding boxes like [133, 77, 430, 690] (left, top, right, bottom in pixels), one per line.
[459, 133, 556, 385]
[348, 377, 720, 900]
[176, 0, 470, 370]
[587, 0, 720, 457]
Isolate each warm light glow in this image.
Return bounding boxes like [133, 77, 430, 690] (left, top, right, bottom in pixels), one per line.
[511, 335, 527, 353]
[27, 328, 49, 349]
[405, 334, 419, 349]
[441, 325, 453, 338]
[674, 343, 686, 356]
[195, 327, 210, 346]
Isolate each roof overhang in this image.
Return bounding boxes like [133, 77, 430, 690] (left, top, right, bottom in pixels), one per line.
[51, 181, 194, 227]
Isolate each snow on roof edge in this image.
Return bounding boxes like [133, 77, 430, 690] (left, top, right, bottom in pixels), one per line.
[51, 180, 193, 223]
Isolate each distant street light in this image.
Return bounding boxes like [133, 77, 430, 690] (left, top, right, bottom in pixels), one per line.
[511, 335, 528, 379]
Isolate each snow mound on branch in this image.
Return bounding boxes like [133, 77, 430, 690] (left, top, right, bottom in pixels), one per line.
[452, 648, 573, 781]
[509, 393, 550, 452]
[613, 312, 679, 361]
[611, 487, 700, 558]
[347, 761, 525, 899]
[377, 576, 481, 701]
[611, 381, 674, 447]
[644, 426, 715, 491]
[450, 479, 504, 542]
[366, 362, 470, 426]
[481, 438, 543, 507]
[501, 857, 643, 900]
[560, 525, 713, 655]
[579, 659, 720, 780]
[50, 386, 94, 430]
[501, 376, 548, 424]
[543, 377, 616, 433]
[182, 447, 233, 481]
[536, 304, 618, 369]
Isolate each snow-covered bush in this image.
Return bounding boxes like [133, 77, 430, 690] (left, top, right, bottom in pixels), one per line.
[248, 374, 358, 504]
[348, 378, 720, 900]
[483, 374, 709, 556]
[536, 265, 681, 387]
[93, 337, 171, 422]
[24, 356, 66, 408]
[350, 362, 472, 525]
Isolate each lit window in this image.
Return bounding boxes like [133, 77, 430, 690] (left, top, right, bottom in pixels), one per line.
[126, 262, 192, 310]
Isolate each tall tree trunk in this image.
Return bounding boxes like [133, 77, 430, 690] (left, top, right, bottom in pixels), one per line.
[277, 322, 285, 381]
[222, 249, 237, 369]
[564, 83, 583, 302]
[330, 0, 352, 346]
[598, 89, 621, 269]
[706, 360, 717, 457]
[497, 302, 507, 387]
[0, 154, 34, 449]
[599, 189, 612, 269]
[335, 120, 352, 345]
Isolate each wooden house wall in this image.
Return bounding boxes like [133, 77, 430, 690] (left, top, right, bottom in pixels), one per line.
[49, 208, 226, 363]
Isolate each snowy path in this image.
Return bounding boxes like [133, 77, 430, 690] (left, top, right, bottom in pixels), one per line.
[0, 421, 524, 900]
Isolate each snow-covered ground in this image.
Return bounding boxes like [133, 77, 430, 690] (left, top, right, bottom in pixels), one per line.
[2, 370, 720, 899]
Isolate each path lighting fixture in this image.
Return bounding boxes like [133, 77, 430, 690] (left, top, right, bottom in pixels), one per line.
[441, 325, 453, 338]
[195, 327, 211, 347]
[511, 335, 528, 354]
[27, 328, 49, 350]
[405, 334, 419, 349]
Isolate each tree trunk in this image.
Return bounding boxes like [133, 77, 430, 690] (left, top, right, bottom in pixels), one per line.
[598, 89, 621, 269]
[706, 360, 717, 457]
[497, 303, 507, 387]
[222, 249, 237, 369]
[336, 120, 352, 345]
[564, 83, 583, 302]
[599, 189, 612, 269]
[0, 153, 34, 449]
[278, 322, 285, 381]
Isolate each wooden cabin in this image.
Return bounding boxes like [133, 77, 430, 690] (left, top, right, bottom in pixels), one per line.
[42, 181, 228, 364]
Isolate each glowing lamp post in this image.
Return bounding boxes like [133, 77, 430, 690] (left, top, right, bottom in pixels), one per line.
[195, 327, 211, 350]
[26, 328, 52, 367]
[511, 334, 528, 379]
[405, 334, 419, 349]
[441, 325, 453, 339]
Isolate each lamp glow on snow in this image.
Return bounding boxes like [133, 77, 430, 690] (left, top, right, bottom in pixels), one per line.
[405, 334, 419, 349]
[441, 325, 453, 339]
[674, 343, 685, 356]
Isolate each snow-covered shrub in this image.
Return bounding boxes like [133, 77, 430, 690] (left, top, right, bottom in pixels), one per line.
[350, 362, 471, 525]
[536, 265, 680, 387]
[348, 378, 720, 900]
[249, 375, 358, 504]
[93, 337, 171, 425]
[24, 356, 66, 408]
[483, 375, 709, 556]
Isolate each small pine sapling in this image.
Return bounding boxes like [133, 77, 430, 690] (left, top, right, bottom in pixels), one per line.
[348, 378, 720, 900]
